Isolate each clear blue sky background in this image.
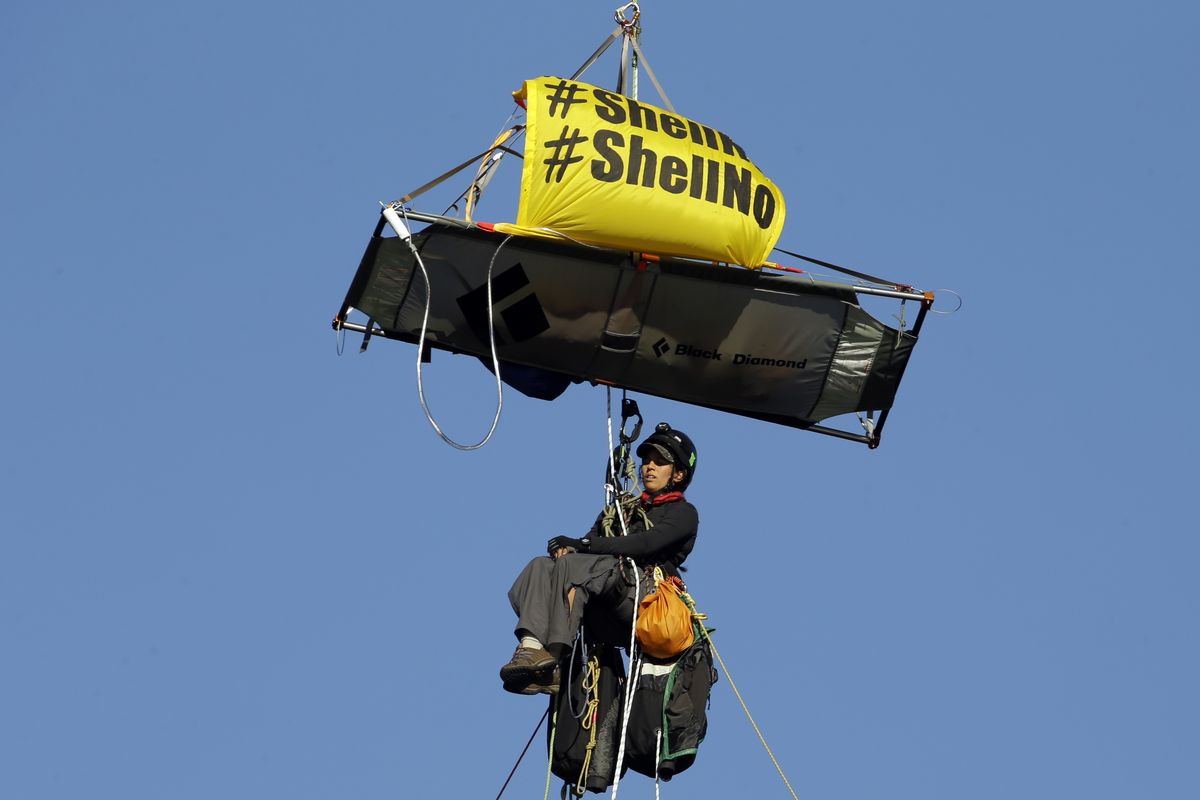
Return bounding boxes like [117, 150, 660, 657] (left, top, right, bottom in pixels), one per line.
[4, 2, 1197, 798]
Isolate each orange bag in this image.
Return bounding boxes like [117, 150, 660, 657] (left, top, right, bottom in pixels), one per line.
[635, 571, 695, 659]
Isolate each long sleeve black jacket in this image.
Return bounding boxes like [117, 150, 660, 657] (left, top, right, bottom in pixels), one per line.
[583, 498, 698, 574]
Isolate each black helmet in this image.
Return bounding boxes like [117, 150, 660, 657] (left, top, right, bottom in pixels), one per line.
[635, 422, 698, 489]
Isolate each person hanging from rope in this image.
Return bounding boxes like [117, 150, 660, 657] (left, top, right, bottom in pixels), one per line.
[500, 422, 699, 695]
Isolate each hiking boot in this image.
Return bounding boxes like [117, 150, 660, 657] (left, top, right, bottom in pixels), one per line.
[499, 646, 558, 684]
[503, 666, 561, 696]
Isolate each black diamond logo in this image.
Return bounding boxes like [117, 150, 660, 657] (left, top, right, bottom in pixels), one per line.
[653, 337, 670, 357]
[456, 262, 550, 345]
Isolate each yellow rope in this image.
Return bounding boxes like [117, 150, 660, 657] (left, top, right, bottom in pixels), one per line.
[689, 601, 801, 800]
[573, 655, 602, 796]
[544, 707, 558, 800]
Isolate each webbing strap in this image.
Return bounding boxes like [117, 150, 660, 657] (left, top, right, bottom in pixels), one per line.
[773, 245, 908, 289]
[387, 132, 523, 207]
[571, 26, 623, 81]
[616, 31, 630, 96]
[627, 36, 675, 113]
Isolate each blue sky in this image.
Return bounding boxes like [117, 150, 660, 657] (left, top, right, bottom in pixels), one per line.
[3, 2, 1197, 798]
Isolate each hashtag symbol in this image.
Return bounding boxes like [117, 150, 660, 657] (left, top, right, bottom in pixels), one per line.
[543, 79, 587, 119]
[542, 126, 588, 183]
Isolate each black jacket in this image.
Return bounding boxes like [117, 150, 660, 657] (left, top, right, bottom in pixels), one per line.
[584, 496, 698, 574]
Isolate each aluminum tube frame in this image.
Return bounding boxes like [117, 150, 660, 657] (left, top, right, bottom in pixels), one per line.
[380, 210, 930, 302]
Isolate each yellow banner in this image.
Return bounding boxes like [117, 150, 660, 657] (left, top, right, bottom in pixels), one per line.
[495, 77, 786, 268]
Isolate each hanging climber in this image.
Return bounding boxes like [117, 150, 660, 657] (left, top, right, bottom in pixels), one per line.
[500, 422, 699, 695]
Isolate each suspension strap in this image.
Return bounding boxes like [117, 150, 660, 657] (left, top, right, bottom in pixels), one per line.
[465, 126, 526, 221]
[772, 245, 908, 289]
[387, 127, 524, 207]
[571, 26, 624, 81]
[616, 26, 630, 96]
[627, 35, 675, 113]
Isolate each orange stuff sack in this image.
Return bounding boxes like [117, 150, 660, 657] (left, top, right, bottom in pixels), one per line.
[635, 576, 695, 659]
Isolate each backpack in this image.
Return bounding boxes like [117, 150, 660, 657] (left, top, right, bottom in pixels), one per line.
[623, 627, 717, 780]
[550, 643, 628, 794]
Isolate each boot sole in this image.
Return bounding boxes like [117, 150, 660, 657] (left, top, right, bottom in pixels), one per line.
[503, 678, 560, 696]
[499, 659, 557, 684]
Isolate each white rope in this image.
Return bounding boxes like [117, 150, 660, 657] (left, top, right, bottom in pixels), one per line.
[654, 727, 663, 800]
[399, 204, 506, 450]
[610, 635, 640, 800]
[602, 387, 641, 800]
[603, 389, 636, 528]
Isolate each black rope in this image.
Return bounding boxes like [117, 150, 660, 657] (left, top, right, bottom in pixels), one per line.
[494, 707, 551, 800]
[772, 245, 909, 289]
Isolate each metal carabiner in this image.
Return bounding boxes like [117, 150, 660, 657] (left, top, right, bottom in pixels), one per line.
[614, 2, 640, 31]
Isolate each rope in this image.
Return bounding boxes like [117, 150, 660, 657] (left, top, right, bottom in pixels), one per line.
[604, 388, 636, 539]
[544, 708, 558, 800]
[565, 637, 590, 721]
[610, 640, 640, 800]
[601, 386, 642, 800]
[573, 654, 603, 796]
[653, 727, 663, 800]
[494, 707, 550, 800]
[409, 211, 510, 450]
[696, 622, 801, 800]
[601, 389, 646, 538]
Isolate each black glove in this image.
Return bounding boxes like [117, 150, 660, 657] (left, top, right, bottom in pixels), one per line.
[548, 536, 589, 555]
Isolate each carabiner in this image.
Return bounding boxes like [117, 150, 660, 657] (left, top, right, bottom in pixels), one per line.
[614, 2, 640, 31]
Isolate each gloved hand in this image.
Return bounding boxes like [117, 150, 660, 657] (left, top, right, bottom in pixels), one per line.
[547, 536, 589, 555]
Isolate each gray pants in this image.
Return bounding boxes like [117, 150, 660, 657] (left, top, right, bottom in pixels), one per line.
[508, 554, 647, 649]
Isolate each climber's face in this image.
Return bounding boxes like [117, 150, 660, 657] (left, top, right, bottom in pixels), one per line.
[641, 451, 682, 494]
